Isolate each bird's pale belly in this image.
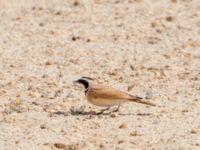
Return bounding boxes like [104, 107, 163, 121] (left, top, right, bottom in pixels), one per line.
[87, 97, 126, 107]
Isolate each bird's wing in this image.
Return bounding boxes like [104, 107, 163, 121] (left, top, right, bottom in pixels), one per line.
[89, 84, 156, 106]
[88, 85, 132, 100]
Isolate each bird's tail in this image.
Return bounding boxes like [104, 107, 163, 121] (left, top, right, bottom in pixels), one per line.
[128, 96, 156, 106]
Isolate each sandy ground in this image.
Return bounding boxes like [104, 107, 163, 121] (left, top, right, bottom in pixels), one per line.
[0, 0, 200, 149]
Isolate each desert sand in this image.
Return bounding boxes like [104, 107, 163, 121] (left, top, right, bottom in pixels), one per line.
[0, 0, 200, 149]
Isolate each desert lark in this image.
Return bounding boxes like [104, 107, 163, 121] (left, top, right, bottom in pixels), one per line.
[74, 77, 155, 114]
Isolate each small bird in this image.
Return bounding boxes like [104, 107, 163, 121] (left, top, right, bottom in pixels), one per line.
[74, 77, 155, 114]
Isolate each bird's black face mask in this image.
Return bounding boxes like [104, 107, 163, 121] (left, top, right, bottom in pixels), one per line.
[76, 79, 89, 89]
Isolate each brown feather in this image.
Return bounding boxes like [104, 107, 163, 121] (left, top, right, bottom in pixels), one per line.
[86, 85, 129, 106]
[86, 84, 155, 107]
[128, 96, 156, 106]
[88, 87, 130, 100]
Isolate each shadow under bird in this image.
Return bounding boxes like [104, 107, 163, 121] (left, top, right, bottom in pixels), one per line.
[74, 77, 156, 114]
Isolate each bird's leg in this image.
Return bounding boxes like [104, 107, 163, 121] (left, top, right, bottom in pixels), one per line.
[96, 107, 110, 115]
[112, 105, 120, 112]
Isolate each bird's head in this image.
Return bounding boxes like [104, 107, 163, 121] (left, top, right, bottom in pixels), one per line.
[74, 76, 94, 89]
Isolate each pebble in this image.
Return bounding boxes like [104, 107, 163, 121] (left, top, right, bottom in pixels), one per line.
[118, 140, 125, 144]
[40, 124, 46, 129]
[54, 143, 66, 149]
[191, 129, 197, 134]
[119, 123, 127, 129]
[110, 113, 116, 118]
[130, 131, 141, 136]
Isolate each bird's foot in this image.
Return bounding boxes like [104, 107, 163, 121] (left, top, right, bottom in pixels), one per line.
[96, 107, 111, 115]
[112, 105, 120, 112]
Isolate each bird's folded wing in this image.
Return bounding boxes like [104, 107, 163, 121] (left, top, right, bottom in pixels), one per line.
[89, 87, 131, 100]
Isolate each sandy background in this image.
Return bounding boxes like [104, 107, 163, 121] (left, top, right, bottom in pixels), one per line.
[0, 0, 200, 149]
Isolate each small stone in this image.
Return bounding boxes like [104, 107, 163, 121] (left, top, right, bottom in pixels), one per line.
[72, 36, 80, 41]
[191, 129, 197, 134]
[110, 113, 116, 118]
[118, 140, 125, 144]
[45, 61, 52, 65]
[166, 16, 174, 22]
[72, 37, 76, 41]
[130, 131, 141, 136]
[99, 143, 105, 148]
[130, 141, 137, 145]
[39, 7, 43, 10]
[73, 0, 79, 6]
[86, 39, 91, 42]
[107, 71, 117, 76]
[16, 99, 22, 105]
[32, 6, 36, 10]
[40, 124, 46, 129]
[151, 22, 156, 28]
[54, 143, 66, 149]
[195, 143, 200, 146]
[39, 22, 44, 26]
[171, 0, 177, 3]
[119, 123, 127, 129]
[182, 109, 188, 113]
[32, 102, 39, 105]
[55, 11, 61, 15]
[130, 65, 135, 70]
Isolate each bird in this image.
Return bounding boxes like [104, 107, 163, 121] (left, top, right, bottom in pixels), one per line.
[74, 77, 156, 114]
